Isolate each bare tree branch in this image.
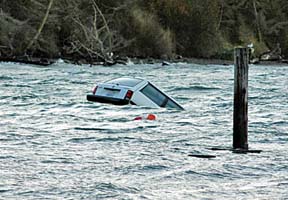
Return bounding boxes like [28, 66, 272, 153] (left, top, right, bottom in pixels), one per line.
[91, 0, 112, 54]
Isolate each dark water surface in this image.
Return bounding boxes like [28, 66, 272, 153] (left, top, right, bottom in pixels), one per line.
[0, 61, 287, 199]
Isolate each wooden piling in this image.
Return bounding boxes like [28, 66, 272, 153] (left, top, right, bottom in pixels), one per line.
[233, 48, 249, 150]
[192, 47, 261, 157]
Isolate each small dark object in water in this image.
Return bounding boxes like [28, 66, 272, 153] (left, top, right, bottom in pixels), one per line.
[232, 149, 262, 154]
[209, 147, 262, 154]
[188, 154, 216, 158]
[162, 61, 170, 66]
[209, 147, 231, 151]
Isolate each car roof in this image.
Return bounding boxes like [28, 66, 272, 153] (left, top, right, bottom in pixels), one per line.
[105, 77, 145, 87]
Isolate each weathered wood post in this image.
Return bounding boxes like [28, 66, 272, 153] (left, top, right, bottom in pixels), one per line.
[191, 47, 261, 157]
[233, 48, 249, 150]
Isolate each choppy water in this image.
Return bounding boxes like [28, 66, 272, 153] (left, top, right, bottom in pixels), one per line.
[0, 61, 287, 200]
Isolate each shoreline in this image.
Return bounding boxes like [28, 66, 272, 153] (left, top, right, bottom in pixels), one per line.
[0, 56, 287, 67]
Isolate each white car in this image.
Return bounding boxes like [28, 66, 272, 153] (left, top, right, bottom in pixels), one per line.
[87, 77, 184, 110]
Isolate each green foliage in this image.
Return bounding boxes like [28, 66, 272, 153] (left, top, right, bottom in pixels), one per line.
[0, 0, 288, 59]
[0, 11, 33, 56]
[129, 8, 174, 58]
[218, 0, 288, 57]
[139, 0, 222, 57]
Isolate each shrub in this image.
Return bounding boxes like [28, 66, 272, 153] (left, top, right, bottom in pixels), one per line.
[0, 12, 34, 56]
[129, 8, 175, 58]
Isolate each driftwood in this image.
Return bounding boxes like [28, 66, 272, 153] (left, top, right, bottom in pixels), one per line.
[64, 0, 132, 66]
[259, 43, 282, 61]
[67, 1, 112, 64]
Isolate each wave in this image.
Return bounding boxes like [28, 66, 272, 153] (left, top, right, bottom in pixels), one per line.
[169, 85, 221, 92]
[74, 127, 107, 131]
[0, 75, 13, 80]
[68, 136, 136, 143]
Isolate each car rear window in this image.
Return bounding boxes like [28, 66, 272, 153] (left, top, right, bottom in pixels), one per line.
[106, 78, 142, 87]
[140, 83, 183, 110]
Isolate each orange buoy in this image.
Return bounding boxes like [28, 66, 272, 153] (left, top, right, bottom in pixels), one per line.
[146, 114, 156, 120]
[134, 114, 156, 121]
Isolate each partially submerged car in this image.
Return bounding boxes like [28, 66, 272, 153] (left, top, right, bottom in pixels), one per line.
[87, 77, 184, 110]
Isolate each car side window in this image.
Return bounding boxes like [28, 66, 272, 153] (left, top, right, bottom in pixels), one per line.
[166, 99, 181, 109]
[140, 83, 166, 107]
[141, 83, 184, 110]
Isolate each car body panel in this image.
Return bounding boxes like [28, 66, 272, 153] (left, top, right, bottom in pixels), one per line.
[87, 94, 129, 105]
[87, 77, 184, 110]
[95, 84, 128, 99]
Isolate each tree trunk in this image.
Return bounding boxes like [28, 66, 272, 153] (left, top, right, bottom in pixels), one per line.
[217, 0, 224, 31]
[253, 0, 262, 42]
[25, 0, 54, 52]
